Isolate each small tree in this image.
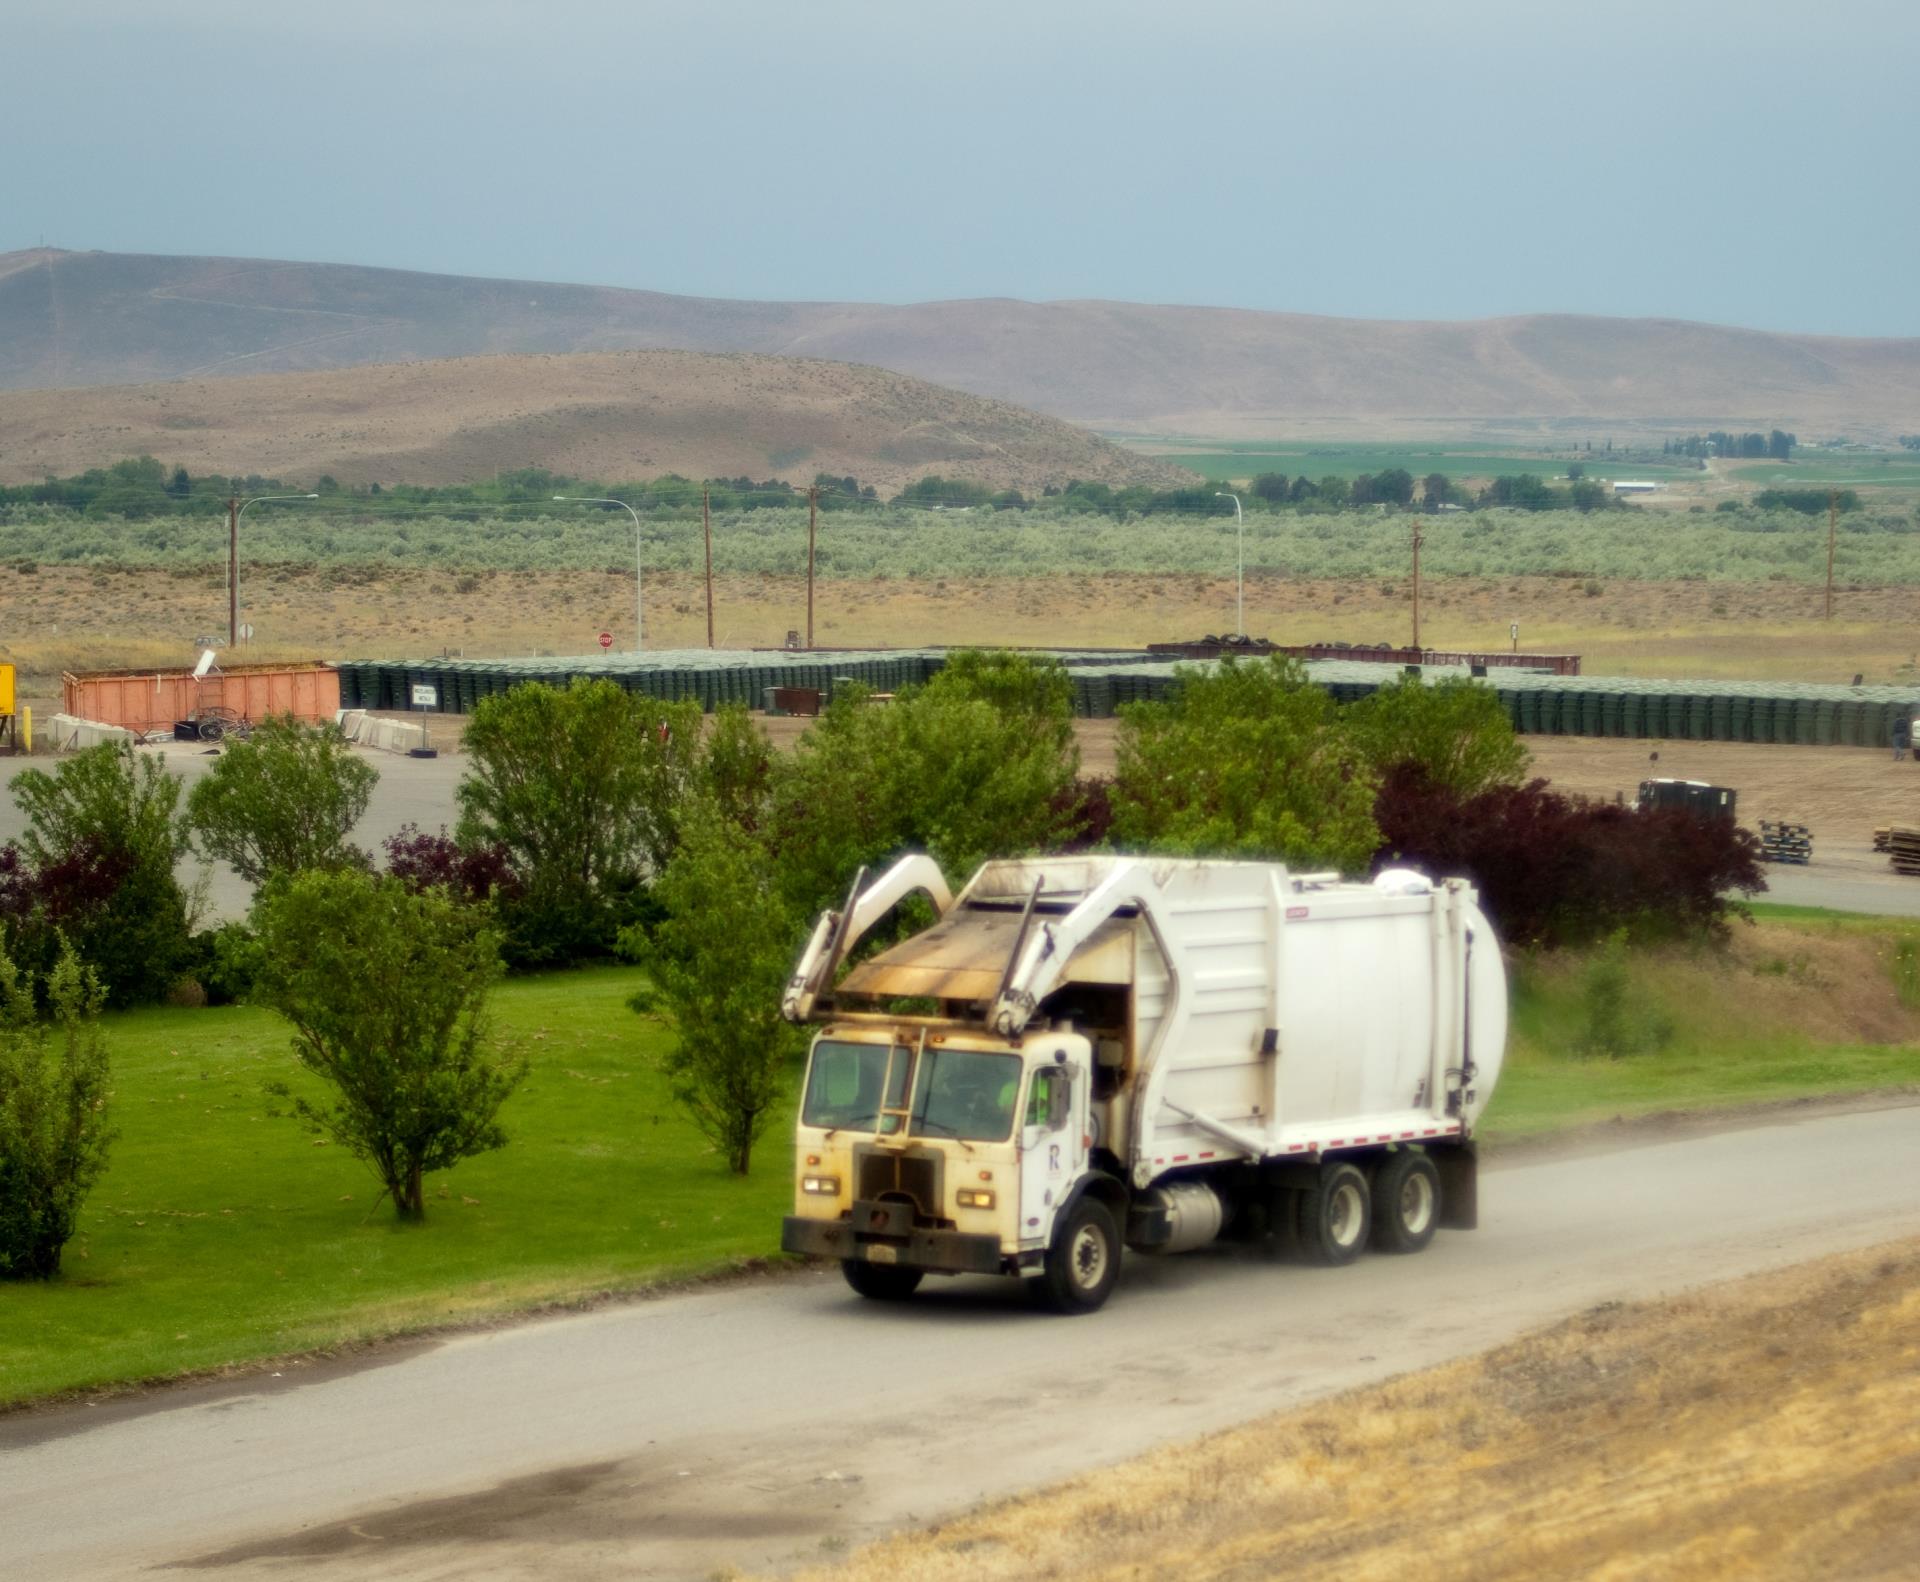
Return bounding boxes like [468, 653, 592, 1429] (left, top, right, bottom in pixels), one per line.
[0, 945, 114, 1279]
[253, 870, 523, 1219]
[626, 809, 803, 1174]
[1345, 675, 1530, 799]
[1110, 657, 1380, 869]
[457, 680, 701, 965]
[8, 743, 192, 1006]
[186, 715, 378, 887]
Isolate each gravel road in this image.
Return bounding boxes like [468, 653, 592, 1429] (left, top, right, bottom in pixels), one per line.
[5, 1101, 1917, 1581]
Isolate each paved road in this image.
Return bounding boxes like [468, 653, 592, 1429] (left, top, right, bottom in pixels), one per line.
[6, 1102, 1918, 1581]
[1759, 867, 1920, 917]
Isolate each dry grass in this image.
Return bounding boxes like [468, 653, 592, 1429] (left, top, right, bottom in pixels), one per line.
[781, 1239, 1920, 1582]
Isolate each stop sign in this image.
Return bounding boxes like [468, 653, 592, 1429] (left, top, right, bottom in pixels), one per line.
[598, 631, 613, 649]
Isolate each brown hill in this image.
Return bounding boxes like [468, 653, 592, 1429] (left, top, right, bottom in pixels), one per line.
[5, 248, 1920, 438]
[0, 348, 1194, 492]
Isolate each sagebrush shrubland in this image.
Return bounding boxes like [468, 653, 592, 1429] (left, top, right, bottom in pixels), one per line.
[4, 503, 1919, 582]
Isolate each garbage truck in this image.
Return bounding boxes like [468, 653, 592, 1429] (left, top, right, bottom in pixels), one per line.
[780, 854, 1507, 1314]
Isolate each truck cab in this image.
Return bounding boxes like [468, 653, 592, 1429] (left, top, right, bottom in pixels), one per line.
[782, 1025, 1113, 1309]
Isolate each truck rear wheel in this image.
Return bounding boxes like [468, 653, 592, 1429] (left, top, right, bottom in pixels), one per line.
[1035, 1197, 1121, 1314]
[842, 1258, 924, 1301]
[1297, 1161, 1370, 1265]
[1370, 1151, 1440, 1254]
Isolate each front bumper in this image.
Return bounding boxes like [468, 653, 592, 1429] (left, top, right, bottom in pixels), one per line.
[782, 1204, 1004, 1275]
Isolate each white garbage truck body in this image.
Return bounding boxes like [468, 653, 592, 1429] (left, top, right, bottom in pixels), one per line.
[781, 853, 1507, 1312]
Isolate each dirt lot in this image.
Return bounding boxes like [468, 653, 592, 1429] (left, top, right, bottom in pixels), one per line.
[780, 1237, 1920, 1582]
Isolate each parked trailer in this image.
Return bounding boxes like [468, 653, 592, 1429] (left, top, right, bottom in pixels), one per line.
[781, 854, 1507, 1313]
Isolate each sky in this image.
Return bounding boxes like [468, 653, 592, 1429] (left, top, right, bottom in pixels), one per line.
[6, 0, 1918, 336]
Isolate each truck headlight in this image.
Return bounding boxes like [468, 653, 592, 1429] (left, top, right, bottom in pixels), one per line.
[956, 1189, 996, 1209]
[801, 1175, 840, 1195]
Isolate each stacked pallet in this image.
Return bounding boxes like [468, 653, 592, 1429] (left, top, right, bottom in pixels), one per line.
[1874, 827, 1892, 853]
[1759, 820, 1813, 865]
[1885, 827, 1920, 876]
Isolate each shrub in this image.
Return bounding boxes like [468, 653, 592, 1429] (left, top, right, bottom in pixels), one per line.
[0, 945, 113, 1279]
[457, 680, 700, 966]
[252, 869, 523, 1219]
[1110, 656, 1379, 869]
[1372, 764, 1766, 948]
[384, 823, 519, 906]
[1345, 675, 1529, 798]
[185, 715, 378, 888]
[1577, 930, 1675, 1058]
[7, 744, 193, 1007]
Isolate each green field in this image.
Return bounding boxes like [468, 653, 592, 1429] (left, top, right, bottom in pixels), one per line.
[0, 966, 794, 1407]
[1120, 439, 1703, 486]
[5, 916, 1920, 1406]
[1728, 455, 1920, 488]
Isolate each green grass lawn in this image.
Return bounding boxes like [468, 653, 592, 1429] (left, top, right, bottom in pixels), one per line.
[1482, 927, 1920, 1139]
[6, 927, 1918, 1407]
[1727, 455, 1920, 488]
[0, 966, 795, 1407]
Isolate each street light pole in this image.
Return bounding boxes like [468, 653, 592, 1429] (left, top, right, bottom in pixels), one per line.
[227, 492, 318, 646]
[555, 496, 644, 651]
[1214, 492, 1244, 638]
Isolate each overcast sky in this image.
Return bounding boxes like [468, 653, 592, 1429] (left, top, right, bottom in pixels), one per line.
[7, 0, 1916, 335]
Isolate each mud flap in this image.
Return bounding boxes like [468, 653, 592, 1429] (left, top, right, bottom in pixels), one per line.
[1436, 1140, 1478, 1230]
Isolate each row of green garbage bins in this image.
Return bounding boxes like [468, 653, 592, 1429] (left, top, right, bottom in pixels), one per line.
[339, 657, 1914, 749]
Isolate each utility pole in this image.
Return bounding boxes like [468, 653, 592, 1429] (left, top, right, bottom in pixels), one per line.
[806, 484, 818, 649]
[1411, 519, 1425, 650]
[1825, 488, 1838, 620]
[226, 495, 239, 647]
[702, 486, 715, 648]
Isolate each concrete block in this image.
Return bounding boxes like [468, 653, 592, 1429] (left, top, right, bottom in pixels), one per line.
[47, 714, 137, 751]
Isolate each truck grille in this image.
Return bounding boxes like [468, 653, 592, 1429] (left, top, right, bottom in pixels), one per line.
[855, 1147, 942, 1218]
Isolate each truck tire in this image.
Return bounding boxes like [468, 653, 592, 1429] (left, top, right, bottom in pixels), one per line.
[1034, 1197, 1122, 1314]
[841, 1258, 923, 1302]
[1296, 1161, 1371, 1266]
[1369, 1151, 1440, 1254]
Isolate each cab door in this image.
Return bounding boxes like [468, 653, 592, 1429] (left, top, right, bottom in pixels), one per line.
[1017, 1047, 1090, 1249]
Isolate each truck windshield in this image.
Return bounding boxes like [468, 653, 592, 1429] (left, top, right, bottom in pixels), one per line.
[801, 1041, 909, 1134]
[909, 1047, 1021, 1143]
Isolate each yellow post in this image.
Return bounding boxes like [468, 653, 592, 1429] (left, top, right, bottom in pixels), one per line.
[20, 705, 30, 754]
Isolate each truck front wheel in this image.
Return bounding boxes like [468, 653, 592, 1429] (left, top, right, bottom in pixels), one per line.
[1035, 1197, 1122, 1314]
[842, 1258, 924, 1301]
[1297, 1161, 1371, 1265]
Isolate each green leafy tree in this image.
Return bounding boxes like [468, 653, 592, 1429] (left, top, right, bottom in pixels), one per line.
[185, 716, 378, 888]
[9, 743, 193, 1006]
[625, 810, 802, 1174]
[253, 870, 522, 1219]
[1345, 675, 1530, 798]
[771, 652, 1079, 913]
[457, 680, 701, 964]
[1250, 471, 1292, 503]
[1110, 656, 1379, 869]
[0, 945, 113, 1279]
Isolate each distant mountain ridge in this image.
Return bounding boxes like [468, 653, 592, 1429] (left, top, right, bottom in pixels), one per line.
[0, 347, 1193, 492]
[4, 248, 1919, 437]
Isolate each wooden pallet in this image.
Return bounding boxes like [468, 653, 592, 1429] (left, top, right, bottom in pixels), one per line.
[1759, 819, 1813, 865]
[1885, 825, 1920, 876]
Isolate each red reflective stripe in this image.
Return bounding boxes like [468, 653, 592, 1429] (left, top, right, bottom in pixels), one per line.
[1198, 1151, 1215, 1160]
[1173, 1154, 1190, 1162]
[1422, 1128, 1438, 1136]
